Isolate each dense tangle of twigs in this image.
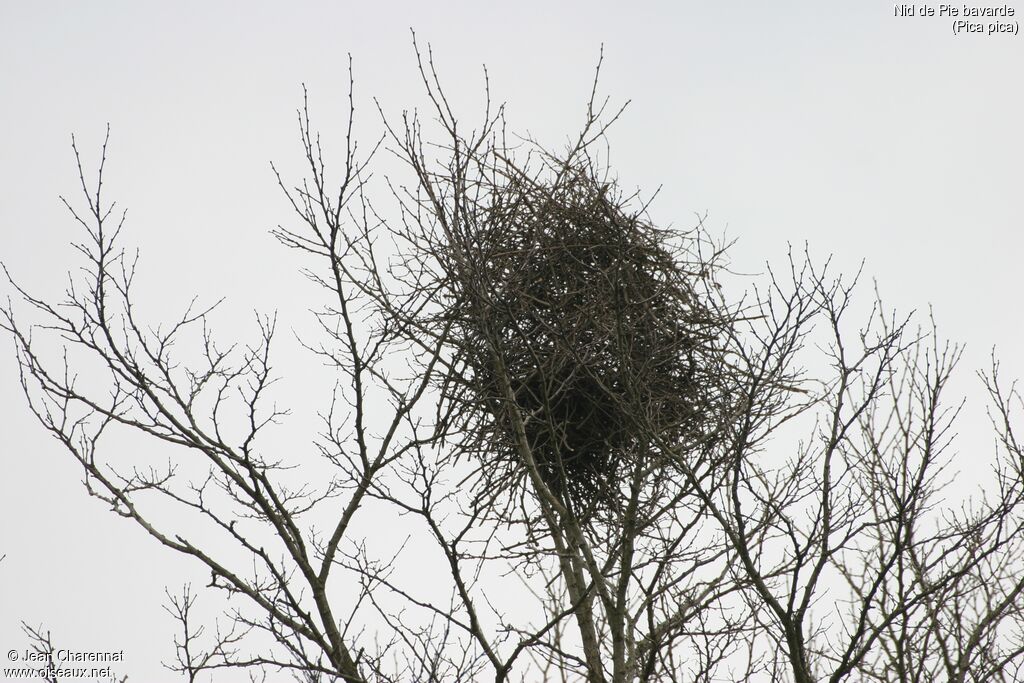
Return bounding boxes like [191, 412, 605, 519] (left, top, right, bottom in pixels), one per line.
[433, 160, 734, 522]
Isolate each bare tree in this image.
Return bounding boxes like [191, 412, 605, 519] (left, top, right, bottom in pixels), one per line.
[4, 45, 1024, 683]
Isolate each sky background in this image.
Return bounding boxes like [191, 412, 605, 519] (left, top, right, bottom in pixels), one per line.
[1, 2, 1021, 681]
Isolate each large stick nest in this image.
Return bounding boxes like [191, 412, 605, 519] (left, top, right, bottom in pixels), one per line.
[440, 166, 730, 520]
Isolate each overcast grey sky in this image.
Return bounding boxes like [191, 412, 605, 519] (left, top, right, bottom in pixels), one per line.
[1, 3, 1021, 681]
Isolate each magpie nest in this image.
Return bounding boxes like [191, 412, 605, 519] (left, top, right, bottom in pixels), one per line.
[443, 170, 729, 520]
